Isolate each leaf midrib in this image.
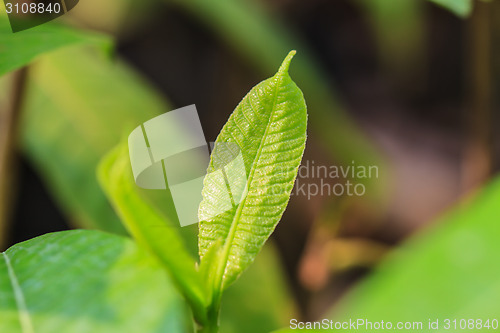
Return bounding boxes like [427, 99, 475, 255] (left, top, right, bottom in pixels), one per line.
[2, 252, 34, 333]
[213, 72, 284, 294]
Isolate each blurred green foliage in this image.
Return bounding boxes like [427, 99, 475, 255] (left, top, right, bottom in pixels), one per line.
[0, 230, 190, 333]
[1, 0, 497, 332]
[0, 14, 110, 76]
[275, 176, 500, 332]
[165, 0, 388, 201]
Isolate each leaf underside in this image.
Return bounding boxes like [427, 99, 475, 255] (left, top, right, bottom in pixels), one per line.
[198, 51, 307, 291]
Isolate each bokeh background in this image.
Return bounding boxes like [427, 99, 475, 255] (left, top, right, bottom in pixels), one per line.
[1, 0, 499, 332]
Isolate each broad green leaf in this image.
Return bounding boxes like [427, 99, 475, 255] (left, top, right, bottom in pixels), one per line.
[0, 11, 111, 77]
[427, 0, 472, 17]
[274, 177, 500, 332]
[198, 51, 307, 292]
[219, 243, 297, 333]
[21, 46, 170, 234]
[0, 230, 190, 333]
[165, 0, 386, 201]
[98, 143, 209, 324]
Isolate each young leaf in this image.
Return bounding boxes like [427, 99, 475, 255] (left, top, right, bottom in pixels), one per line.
[0, 230, 190, 333]
[198, 51, 307, 293]
[0, 12, 110, 77]
[98, 143, 209, 324]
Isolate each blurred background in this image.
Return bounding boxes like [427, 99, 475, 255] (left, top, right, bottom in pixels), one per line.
[1, 0, 499, 332]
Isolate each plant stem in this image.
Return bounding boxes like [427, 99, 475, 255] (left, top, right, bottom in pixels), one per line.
[0, 67, 28, 249]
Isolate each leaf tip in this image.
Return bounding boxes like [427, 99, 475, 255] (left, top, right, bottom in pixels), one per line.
[278, 50, 297, 75]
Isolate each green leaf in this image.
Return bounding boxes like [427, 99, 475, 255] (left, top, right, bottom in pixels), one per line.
[98, 143, 209, 324]
[165, 0, 386, 201]
[198, 51, 307, 293]
[427, 0, 472, 17]
[273, 177, 500, 332]
[0, 230, 190, 333]
[0, 11, 111, 77]
[20, 46, 169, 234]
